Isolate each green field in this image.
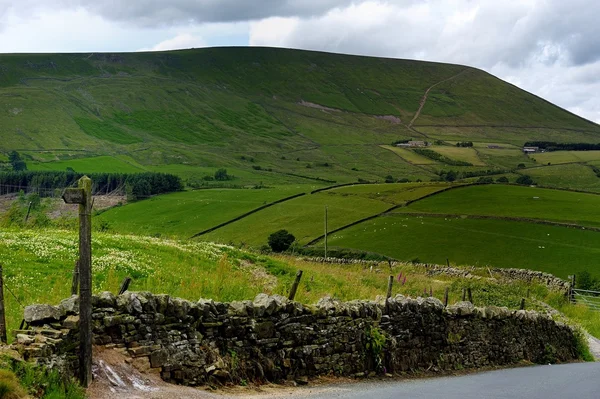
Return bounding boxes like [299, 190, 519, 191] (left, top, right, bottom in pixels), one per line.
[379, 145, 438, 165]
[524, 164, 600, 193]
[28, 155, 148, 174]
[532, 151, 600, 165]
[324, 214, 600, 279]
[98, 186, 311, 238]
[201, 183, 450, 245]
[395, 184, 600, 227]
[430, 146, 486, 166]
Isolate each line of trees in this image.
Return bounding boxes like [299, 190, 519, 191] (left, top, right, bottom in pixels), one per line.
[524, 141, 600, 151]
[414, 149, 473, 166]
[0, 170, 183, 200]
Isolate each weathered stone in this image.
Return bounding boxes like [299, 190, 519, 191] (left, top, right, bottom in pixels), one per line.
[24, 304, 64, 324]
[150, 349, 169, 368]
[97, 291, 116, 308]
[59, 295, 79, 315]
[62, 315, 80, 330]
[16, 334, 34, 345]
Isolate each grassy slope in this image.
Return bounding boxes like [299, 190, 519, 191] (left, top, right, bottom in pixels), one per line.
[0, 47, 598, 187]
[97, 186, 310, 238]
[395, 184, 600, 227]
[201, 183, 450, 245]
[325, 214, 600, 279]
[0, 227, 578, 341]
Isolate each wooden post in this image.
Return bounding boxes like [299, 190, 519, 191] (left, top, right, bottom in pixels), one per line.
[118, 277, 132, 295]
[71, 258, 80, 296]
[520, 298, 526, 310]
[324, 206, 328, 260]
[288, 270, 303, 301]
[386, 275, 393, 313]
[0, 265, 7, 344]
[24, 201, 32, 223]
[446, 258, 450, 267]
[462, 288, 466, 301]
[444, 287, 449, 307]
[62, 176, 92, 387]
[467, 288, 473, 303]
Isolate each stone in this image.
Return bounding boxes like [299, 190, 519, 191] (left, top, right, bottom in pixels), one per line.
[97, 291, 116, 308]
[59, 296, 79, 315]
[24, 304, 64, 324]
[229, 301, 247, 316]
[295, 376, 309, 385]
[62, 315, 79, 329]
[16, 334, 34, 345]
[150, 349, 169, 368]
[447, 301, 475, 316]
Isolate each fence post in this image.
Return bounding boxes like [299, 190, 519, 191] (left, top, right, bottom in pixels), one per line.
[288, 270, 303, 301]
[0, 265, 7, 344]
[446, 258, 450, 267]
[71, 258, 79, 296]
[62, 176, 93, 387]
[520, 298, 526, 310]
[467, 288, 473, 303]
[444, 287, 449, 307]
[118, 277, 132, 295]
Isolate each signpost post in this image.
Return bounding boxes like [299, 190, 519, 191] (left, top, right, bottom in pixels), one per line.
[62, 176, 92, 387]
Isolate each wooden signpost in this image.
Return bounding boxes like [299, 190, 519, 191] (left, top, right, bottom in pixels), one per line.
[62, 176, 92, 387]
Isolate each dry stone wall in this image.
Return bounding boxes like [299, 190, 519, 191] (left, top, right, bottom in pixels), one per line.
[12, 292, 579, 386]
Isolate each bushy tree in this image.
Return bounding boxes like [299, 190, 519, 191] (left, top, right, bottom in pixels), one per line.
[8, 151, 27, 171]
[496, 176, 509, 183]
[268, 229, 296, 252]
[516, 175, 534, 185]
[214, 168, 230, 181]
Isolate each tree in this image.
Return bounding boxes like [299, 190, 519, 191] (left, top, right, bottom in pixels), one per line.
[385, 175, 394, 183]
[577, 271, 595, 290]
[214, 168, 230, 181]
[268, 229, 296, 252]
[517, 163, 526, 169]
[496, 176, 509, 183]
[516, 175, 534, 185]
[8, 151, 27, 171]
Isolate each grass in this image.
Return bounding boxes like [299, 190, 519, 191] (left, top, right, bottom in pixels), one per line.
[395, 184, 600, 227]
[28, 155, 148, 174]
[430, 145, 486, 166]
[524, 164, 600, 192]
[532, 150, 600, 165]
[97, 186, 310, 238]
[379, 145, 438, 165]
[200, 183, 450, 246]
[0, 47, 598, 189]
[0, 227, 593, 340]
[323, 214, 600, 279]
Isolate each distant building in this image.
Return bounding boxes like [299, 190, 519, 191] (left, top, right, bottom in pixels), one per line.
[396, 141, 428, 148]
[523, 146, 539, 153]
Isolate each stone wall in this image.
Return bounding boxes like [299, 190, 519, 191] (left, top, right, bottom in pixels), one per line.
[12, 292, 579, 386]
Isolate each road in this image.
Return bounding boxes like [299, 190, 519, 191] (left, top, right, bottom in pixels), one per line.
[249, 363, 600, 399]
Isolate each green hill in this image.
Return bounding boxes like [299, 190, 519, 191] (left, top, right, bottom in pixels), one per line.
[1, 47, 599, 186]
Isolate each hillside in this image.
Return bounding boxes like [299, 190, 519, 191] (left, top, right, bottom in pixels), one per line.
[1, 47, 599, 185]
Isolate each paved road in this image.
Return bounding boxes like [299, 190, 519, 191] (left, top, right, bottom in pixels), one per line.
[256, 363, 600, 399]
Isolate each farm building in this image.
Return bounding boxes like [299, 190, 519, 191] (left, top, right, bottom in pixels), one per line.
[523, 146, 539, 153]
[396, 140, 428, 148]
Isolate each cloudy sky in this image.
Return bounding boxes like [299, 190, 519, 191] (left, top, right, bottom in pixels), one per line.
[0, 0, 598, 124]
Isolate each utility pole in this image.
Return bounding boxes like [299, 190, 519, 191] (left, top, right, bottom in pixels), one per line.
[324, 206, 328, 260]
[62, 176, 92, 387]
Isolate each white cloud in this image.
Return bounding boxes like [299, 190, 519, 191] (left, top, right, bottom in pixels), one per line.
[143, 33, 206, 52]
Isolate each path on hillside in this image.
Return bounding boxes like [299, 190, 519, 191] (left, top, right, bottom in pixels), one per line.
[408, 69, 470, 128]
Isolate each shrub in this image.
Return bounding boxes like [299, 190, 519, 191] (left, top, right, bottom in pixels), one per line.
[517, 163, 526, 169]
[0, 369, 26, 399]
[267, 230, 296, 252]
[214, 168, 231, 181]
[516, 175, 535, 185]
[496, 176, 509, 183]
[385, 175, 394, 183]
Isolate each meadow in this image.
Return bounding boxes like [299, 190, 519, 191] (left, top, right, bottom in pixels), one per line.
[531, 150, 600, 165]
[429, 146, 486, 166]
[200, 183, 451, 246]
[0, 227, 582, 342]
[323, 214, 600, 279]
[97, 186, 311, 238]
[395, 184, 600, 227]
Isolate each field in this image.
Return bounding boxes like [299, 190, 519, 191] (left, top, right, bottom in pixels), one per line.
[379, 145, 438, 165]
[324, 214, 600, 279]
[200, 183, 451, 245]
[532, 151, 600, 165]
[395, 184, 600, 227]
[1, 227, 592, 343]
[524, 164, 600, 193]
[28, 155, 148, 174]
[429, 146, 486, 166]
[97, 186, 311, 238]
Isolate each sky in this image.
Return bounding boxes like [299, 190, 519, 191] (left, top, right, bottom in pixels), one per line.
[0, 0, 598, 124]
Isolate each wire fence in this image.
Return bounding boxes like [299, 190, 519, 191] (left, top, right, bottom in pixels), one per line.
[572, 289, 600, 311]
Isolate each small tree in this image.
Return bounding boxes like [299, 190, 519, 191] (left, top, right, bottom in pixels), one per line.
[516, 175, 534, 185]
[496, 176, 509, 183]
[214, 168, 230, 181]
[385, 175, 394, 183]
[8, 150, 27, 171]
[268, 230, 296, 252]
